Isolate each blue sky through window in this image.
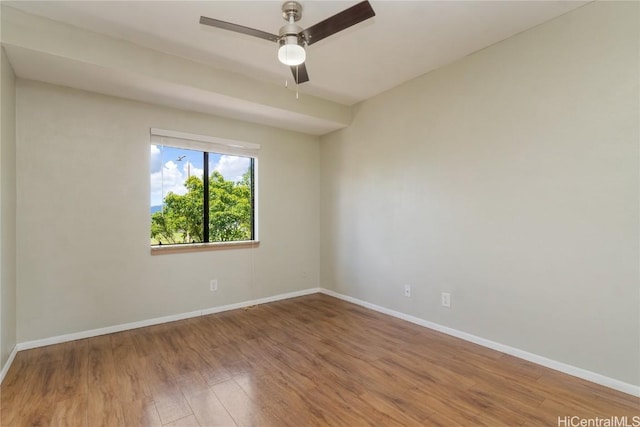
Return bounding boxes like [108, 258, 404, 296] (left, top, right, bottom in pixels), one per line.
[150, 145, 251, 208]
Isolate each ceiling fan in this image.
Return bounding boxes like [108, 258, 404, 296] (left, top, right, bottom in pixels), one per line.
[199, 1, 376, 85]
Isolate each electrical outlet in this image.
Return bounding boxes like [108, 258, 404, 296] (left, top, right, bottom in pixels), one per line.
[404, 284, 411, 297]
[441, 292, 451, 308]
[210, 279, 218, 292]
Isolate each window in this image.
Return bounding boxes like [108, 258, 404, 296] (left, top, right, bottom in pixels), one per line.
[150, 128, 259, 249]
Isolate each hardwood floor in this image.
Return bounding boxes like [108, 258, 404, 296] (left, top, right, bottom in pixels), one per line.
[1, 293, 638, 426]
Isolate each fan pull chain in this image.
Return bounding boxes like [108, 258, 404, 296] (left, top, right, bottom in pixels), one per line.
[283, 73, 299, 100]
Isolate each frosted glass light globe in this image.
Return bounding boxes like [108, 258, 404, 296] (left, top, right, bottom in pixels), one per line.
[278, 43, 306, 66]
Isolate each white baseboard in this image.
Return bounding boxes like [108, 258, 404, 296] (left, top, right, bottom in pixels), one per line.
[15, 287, 321, 353]
[319, 288, 640, 398]
[201, 287, 321, 316]
[0, 345, 18, 384]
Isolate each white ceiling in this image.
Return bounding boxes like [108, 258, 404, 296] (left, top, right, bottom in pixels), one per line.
[5, 0, 586, 106]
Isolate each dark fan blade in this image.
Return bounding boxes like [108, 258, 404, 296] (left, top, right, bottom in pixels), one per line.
[199, 16, 279, 42]
[300, 1, 375, 46]
[290, 63, 310, 84]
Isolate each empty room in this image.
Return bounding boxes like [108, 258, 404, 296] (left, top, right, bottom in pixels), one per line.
[0, 0, 638, 425]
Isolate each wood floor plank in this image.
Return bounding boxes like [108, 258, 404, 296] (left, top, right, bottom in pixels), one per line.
[426, 409, 496, 426]
[55, 340, 89, 402]
[163, 414, 202, 427]
[345, 389, 431, 426]
[50, 395, 88, 427]
[537, 369, 640, 412]
[188, 345, 234, 386]
[1, 349, 52, 425]
[87, 389, 126, 427]
[85, 335, 127, 425]
[183, 388, 237, 426]
[212, 379, 283, 427]
[120, 398, 163, 426]
[111, 332, 154, 402]
[2, 293, 638, 426]
[234, 374, 329, 427]
[154, 393, 194, 425]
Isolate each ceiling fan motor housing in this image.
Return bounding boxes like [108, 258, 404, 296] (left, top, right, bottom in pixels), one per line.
[279, 23, 304, 43]
[281, 1, 302, 22]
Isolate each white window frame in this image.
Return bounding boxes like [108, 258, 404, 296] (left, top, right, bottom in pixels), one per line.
[150, 128, 260, 254]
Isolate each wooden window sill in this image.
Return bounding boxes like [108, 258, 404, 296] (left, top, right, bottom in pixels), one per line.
[150, 241, 260, 255]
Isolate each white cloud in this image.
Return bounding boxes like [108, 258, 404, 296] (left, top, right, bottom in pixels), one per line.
[150, 160, 204, 207]
[214, 155, 250, 182]
[150, 145, 162, 173]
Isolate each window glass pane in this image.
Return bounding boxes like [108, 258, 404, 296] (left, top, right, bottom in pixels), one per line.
[151, 144, 255, 246]
[208, 153, 253, 242]
[150, 145, 204, 244]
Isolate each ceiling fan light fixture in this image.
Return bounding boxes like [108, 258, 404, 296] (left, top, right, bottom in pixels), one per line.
[278, 37, 306, 66]
[200, 0, 376, 84]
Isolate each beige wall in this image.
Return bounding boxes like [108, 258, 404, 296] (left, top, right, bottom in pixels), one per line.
[320, 1, 639, 386]
[16, 80, 320, 342]
[1, 46, 17, 368]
